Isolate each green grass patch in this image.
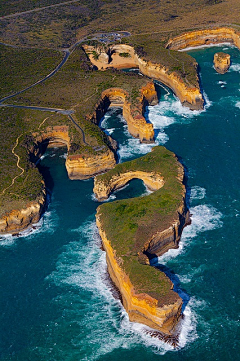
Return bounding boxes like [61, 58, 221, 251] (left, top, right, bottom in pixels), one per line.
[97, 146, 184, 304]
[119, 52, 131, 58]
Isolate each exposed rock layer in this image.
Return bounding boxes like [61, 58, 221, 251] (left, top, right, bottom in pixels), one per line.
[92, 85, 157, 142]
[66, 149, 116, 180]
[166, 27, 240, 51]
[0, 126, 116, 234]
[96, 216, 183, 335]
[95, 148, 190, 335]
[84, 44, 203, 110]
[135, 54, 203, 110]
[0, 189, 46, 234]
[34, 125, 117, 180]
[213, 52, 231, 74]
[94, 170, 164, 201]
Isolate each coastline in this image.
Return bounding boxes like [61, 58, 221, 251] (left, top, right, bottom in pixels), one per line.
[94, 147, 190, 338]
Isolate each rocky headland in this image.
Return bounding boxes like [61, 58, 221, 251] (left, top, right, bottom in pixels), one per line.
[0, 123, 116, 235]
[213, 52, 231, 74]
[84, 43, 203, 111]
[95, 146, 190, 336]
[91, 84, 157, 142]
[0, 188, 46, 234]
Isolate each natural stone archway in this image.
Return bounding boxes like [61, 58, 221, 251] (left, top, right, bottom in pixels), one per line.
[94, 146, 190, 338]
[93, 170, 164, 201]
[0, 124, 116, 234]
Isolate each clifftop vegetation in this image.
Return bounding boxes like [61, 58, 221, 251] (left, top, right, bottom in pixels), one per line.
[97, 146, 185, 305]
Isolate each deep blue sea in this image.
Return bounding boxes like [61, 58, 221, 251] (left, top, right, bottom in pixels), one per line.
[0, 45, 239, 361]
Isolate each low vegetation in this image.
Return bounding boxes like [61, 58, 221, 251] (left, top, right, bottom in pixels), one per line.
[0, 0, 239, 49]
[0, 45, 63, 99]
[119, 52, 131, 58]
[0, 44, 153, 215]
[0, 107, 67, 216]
[123, 34, 199, 88]
[97, 146, 184, 305]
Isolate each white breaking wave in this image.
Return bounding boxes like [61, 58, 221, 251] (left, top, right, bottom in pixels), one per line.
[147, 90, 211, 135]
[0, 208, 57, 247]
[118, 137, 155, 161]
[180, 42, 235, 52]
[190, 186, 206, 201]
[235, 101, 240, 109]
[59, 152, 67, 159]
[159, 204, 223, 264]
[185, 204, 223, 239]
[230, 63, 240, 72]
[46, 221, 200, 359]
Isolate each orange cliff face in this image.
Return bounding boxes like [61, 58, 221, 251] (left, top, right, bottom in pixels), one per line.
[94, 154, 190, 336]
[166, 27, 240, 51]
[213, 52, 231, 74]
[84, 43, 203, 110]
[34, 125, 117, 180]
[0, 125, 116, 234]
[93, 170, 164, 201]
[96, 86, 156, 142]
[66, 149, 116, 180]
[134, 54, 203, 111]
[96, 215, 183, 335]
[0, 189, 46, 234]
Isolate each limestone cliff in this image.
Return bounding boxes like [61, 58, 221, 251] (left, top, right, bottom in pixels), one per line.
[96, 215, 183, 335]
[33, 125, 117, 180]
[0, 188, 46, 234]
[84, 43, 203, 110]
[66, 149, 116, 180]
[92, 85, 157, 142]
[0, 124, 116, 235]
[213, 52, 231, 74]
[166, 27, 240, 51]
[94, 147, 190, 337]
[134, 54, 203, 110]
[94, 170, 164, 201]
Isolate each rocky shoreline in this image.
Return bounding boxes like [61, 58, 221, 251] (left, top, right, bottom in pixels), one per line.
[84, 43, 204, 111]
[94, 147, 190, 337]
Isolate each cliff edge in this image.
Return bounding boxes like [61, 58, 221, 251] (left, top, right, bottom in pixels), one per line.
[84, 43, 203, 111]
[95, 146, 190, 338]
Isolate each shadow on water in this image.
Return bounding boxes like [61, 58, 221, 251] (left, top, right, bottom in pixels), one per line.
[150, 258, 190, 313]
[197, 63, 208, 107]
[176, 154, 191, 209]
[147, 154, 191, 314]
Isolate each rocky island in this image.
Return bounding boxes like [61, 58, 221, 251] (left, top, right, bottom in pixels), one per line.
[213, 52, 231, 74]
[94, 146, 189, 337]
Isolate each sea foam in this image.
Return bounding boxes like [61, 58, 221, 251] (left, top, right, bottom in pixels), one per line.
[45, 221, 200, 359]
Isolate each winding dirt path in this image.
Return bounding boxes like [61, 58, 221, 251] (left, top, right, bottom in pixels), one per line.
[1, 134, 24, 196]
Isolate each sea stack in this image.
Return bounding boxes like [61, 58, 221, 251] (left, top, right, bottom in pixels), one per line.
[213, 52, 231, 74]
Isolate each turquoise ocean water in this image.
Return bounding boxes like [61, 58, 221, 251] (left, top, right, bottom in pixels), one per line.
[0, 45, 239, 360]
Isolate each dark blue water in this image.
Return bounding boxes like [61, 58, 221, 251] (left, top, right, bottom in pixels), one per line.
[0, 45, 240, 360]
